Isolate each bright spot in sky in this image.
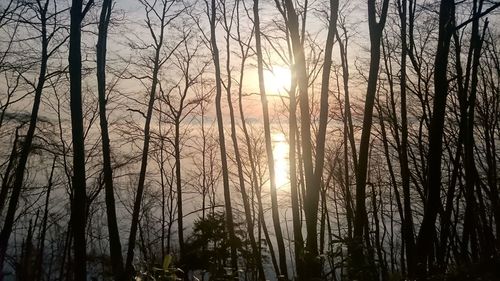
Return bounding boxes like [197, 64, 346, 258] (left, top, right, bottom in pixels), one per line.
[264, 66, 291, 95]
[273, 133, 289, 189]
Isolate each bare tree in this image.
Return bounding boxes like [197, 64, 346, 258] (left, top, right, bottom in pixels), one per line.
[160, 30, 205, 262]
[207, 0, 238, 274]
[96, 0, 125, 279]
[254, 0, 287, 278]
[0, 0, 68, 277]
[68, 0, 94, 279]
[222, 0, 266, 278]
[124, 0, 184, 276]
[351, 0, 389, 279]
[415, 0, 455, 276]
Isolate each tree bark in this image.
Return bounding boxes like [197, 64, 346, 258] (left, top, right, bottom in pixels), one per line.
[351, 0, 389, 279]
[253, 0, 288, 278]
[69, 0, 93, 280]
[415, 0, 455, 277]
[0, 2, 51, 275]
[230, 7, 266, 277]
[96, 0, 125, 279]
[0, 128, 19, 216]
[397, 0, 416, 276]
[209, 0, 238, 273]
[126, 0, 169, 275]
[303, 0, 339, 279]
[36, 156, 56, 281]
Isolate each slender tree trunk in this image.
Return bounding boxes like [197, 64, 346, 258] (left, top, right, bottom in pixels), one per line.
[200, 102, 208, 221]
[437, 31, 466, 269]
[415, 0, 455, 277]
[0, 2, 51, 276]
[253, 0, 287, 278]
[58, 222, 72, 281]
[157, 107, 167, 258]
[288, 59, 305, 280]
[35, 157, 56, 281]
[69, 0, 92, 280]
[463, 1, 489, 263]
[351, 1, 389, 279]
[236, 32, 276, 281]
[337, 18, 358, 269]
[230, 11, 266, 278]
[397, 0, 416, 276]
[331, 177, 345, 279]
[125, 2, 167, 274]
[370, 182, 388, 281]
[96, 0, 125, 279]
[0, 128, 19, 215]
[174, 118, 184, 256]
[209, 0, 238, 273]
[303, 0, 338, 279]
[257, 186, 280, 276]
[336, 28, 358, 171]
[376, 100, 406, 274]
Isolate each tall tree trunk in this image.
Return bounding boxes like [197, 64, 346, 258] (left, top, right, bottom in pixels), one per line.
[174, 117, 184, 256]
[462, 0, 489, 263]
[209, 0, 238, 273]
[302, 0, 338, 279]
[288, 57, 305, 279]
[397, 0, 416, 277]
[415, 0, 455, 277]
[230, 8, 266, 278]
[337, 32, 355, 245]
[336, 28, 358, 171]
[253, 0, 288, 278]
[0, 1, 51, 276]
[376, 99, 406, 274]
[351, 0, 389, 279]
[0, 128, 19, 215]
[96, 0, 125, 279]
[69, 0, 93, 280]
[281, 4, 313, 277]
[35, 157, 56, 281]
[236, 35, 278, 281]
[125, 1, 168, 275]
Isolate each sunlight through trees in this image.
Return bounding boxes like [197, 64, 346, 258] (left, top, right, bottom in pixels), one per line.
[0, 0, 499, 280]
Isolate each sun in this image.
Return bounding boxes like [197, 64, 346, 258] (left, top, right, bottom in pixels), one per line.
[264, 66, 291, 96]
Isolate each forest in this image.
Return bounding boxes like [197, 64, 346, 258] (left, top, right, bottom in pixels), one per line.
[0, 0, 499, 280]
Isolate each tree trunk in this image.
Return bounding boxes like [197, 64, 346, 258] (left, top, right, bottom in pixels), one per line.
[253, 0, 288, 278]
[336, 28, 358, 171]
[415, 0, 455, 277]
[0, 128, 19, 215]
[69, 0, 91, 280]
[209, 0, 238, 273]
[0, 2, 51, 275]
[397, 0, 416, 276]
[351, 1, 389, 279]
[304, 0, 338, 279]
[96, 0, 125, 279]
[35, 157, 56, 281]
[125, 1, 167, 275]
[288, 57, 305, 279]
[230, 9, 266, 278]
[174, 118, 184, 256]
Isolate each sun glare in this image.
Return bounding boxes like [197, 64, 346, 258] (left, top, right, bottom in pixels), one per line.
[264, 66, 291, 95]
[273, 133, 290, 189]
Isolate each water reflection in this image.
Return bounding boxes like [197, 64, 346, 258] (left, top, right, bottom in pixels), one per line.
[272, 132, 289, 189]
